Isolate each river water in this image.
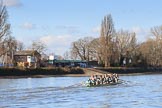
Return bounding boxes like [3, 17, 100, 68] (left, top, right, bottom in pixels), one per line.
[0, 74, 162, 108]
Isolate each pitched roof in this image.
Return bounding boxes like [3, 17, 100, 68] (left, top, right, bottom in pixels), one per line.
[14, 50, 40, 56]
[49, 60, 87, 63]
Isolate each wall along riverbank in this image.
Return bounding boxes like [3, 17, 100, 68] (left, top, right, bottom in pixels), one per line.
[96, 67, 162, 75]
[0, 67, 84, 78]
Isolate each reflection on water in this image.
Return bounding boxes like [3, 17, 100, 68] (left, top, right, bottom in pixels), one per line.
[0, 74, 162, 108]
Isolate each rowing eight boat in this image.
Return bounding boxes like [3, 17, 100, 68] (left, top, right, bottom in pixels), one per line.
[83, 80, 122, 87]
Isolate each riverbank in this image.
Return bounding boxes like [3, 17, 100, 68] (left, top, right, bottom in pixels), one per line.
[1, 67, 162, 78]
[0, 68, 102, 78]
[97, 67, 162, 74]
[53, 67, 162, 77]
[0, 67, 84, 78]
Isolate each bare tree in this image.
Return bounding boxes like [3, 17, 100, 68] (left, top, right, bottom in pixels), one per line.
[88, 38, 100, 61]
[138, 25, 162, 67]
[116, 30, 137, 66]
[70, 37, 94, 61]
[0, 1, 11, 57]
[0, 2, 10, 38]
[150, 25, 162, 40]
[147, 26, 162, 66]
[16, 41, 25, 51]
[70, 47, 79, 60]
[148, 25, 162, 66]
[0, 1, 11, 66]
[139, 39, 154, 66]
[5, 36, 17, 64]
[63, 51, 70, 60]
[99, 14, 115, 67]
[31, 40, 47, 54]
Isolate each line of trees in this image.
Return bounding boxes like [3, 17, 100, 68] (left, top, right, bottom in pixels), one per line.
[1, 0, 161, 68]
[70, 14, 162, 67]
[0, 1, 19, 65]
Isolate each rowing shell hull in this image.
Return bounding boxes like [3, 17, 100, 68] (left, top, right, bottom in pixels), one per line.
[84, 81, 122, 87]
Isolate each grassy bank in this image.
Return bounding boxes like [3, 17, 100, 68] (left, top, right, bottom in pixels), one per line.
[0, 67, 84, 77]
[97, 67, 162, 74]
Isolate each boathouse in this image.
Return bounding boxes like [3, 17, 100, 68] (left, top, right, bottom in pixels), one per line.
[14, 50, 41, 68]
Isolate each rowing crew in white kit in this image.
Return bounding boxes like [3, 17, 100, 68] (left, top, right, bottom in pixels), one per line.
[87, 73, 119, 86]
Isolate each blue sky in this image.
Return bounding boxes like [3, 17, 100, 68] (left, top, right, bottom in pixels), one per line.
[4, 0, 162, 56]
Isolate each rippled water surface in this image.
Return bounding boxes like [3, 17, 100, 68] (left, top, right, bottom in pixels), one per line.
[1, 74, 162, 108]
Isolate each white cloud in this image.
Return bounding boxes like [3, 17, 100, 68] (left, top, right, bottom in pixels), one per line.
[56, 25, 79, 34]
[131, 27, 143, 34]
[3, 0, 22, 7]
[92, 26, 100, 33]
[21, 22, 35, 30]
[130, 26, 149, 42]
[39, 34, 77, 55]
